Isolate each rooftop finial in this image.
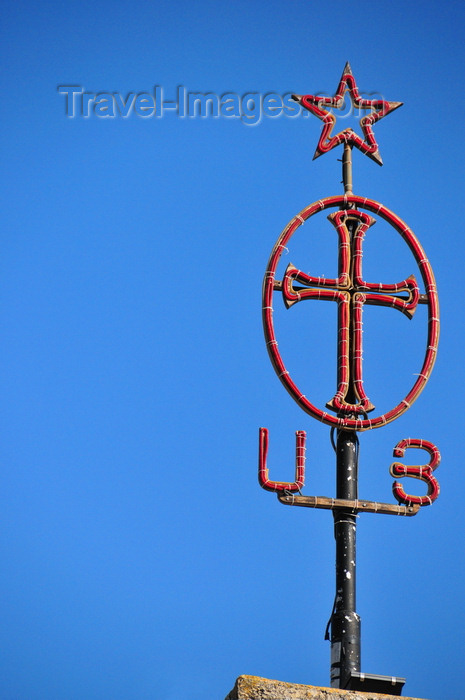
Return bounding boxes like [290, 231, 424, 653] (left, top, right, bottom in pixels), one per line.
[292, 64, 403, 165]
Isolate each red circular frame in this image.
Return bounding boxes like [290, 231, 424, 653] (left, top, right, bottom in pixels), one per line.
[262, 195, 439, 431]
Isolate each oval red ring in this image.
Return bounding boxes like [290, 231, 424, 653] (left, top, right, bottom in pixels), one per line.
[262, 195, 439, 431]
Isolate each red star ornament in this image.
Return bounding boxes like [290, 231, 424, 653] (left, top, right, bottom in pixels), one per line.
[293, 62, 402, 165]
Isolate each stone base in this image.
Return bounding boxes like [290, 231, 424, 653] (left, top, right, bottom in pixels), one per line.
[225, 676, 428, 700]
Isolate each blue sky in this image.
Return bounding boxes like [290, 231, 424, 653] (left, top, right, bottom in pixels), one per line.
[1, 1, 464, 699]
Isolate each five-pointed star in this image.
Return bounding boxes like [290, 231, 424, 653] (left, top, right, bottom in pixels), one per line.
[292, 62, 402, 165]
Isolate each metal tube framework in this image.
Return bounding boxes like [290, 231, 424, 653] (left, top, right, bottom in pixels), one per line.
[257, 66, 441, 695]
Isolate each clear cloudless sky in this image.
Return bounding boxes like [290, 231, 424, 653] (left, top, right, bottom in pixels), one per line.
[1, 1, 464, 699]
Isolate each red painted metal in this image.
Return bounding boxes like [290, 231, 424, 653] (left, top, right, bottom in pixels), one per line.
[258, 64, 440, 694]
[292, 62, 402, 165]
[262, 195, 439, 431]
[390, 438, 440, 506]
[258, 64, 441, 691]
[258, 427, 306, 492]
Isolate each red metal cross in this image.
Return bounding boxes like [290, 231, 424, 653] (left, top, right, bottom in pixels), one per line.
[279, 209, 420, 416]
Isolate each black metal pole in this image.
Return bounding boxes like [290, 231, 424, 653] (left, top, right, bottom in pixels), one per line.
[330, 428, 361, 689]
